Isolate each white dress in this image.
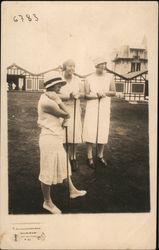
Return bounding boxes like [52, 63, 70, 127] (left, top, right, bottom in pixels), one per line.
[83, 73, 111, 144]
[60, 75, 83, 143]
[37, 94, 71, 185]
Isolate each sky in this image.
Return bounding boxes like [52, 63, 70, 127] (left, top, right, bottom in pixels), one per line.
[2, 1, 157, 75]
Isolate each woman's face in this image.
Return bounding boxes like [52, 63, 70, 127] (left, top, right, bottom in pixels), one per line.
[65, 62, 75, 75]
[48, 83, 62, 93]
[96, 63, 105, 74]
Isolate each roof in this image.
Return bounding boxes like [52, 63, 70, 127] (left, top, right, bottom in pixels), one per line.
[129, 47, 145, 50]
[112, 57, 148, 62]
[7, 63, 38, 76]
[105, 67, 148, 80]
[7, 64, 148, 81]
[7, 63, 61, 76]
[74, 69, 148, 80]
[122, 69, 148, 80]
[7, 63, 90, 79]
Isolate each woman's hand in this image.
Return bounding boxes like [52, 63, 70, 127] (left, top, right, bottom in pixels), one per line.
[62, 119, 69, 128]
[62, 112, 70, 119]
[97, 92, 105, 99]
[65, 113, 70, 119]
[70, 92, 80, 100]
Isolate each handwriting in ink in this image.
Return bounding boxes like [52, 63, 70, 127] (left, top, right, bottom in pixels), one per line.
[13, 14, 39, 22]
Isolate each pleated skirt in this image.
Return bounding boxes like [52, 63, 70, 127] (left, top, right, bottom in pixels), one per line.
[39, 134, 71, 185]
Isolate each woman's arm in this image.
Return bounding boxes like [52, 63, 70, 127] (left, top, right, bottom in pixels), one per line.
[45, 92, 70, 117]
[105, 91, 116, 97]
[58, 102, 70, 118]
[105, 79, 116, 97]
[42, 99, 69, 119]
[58, 93, 70, 101]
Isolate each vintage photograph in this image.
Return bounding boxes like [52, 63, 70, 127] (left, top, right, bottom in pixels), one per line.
[1, 1, 157, 249]
[6, 2, 150, 215]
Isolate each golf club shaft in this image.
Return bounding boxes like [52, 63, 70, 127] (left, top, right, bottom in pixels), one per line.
[95, 97, 101, 169]
[65, 126, 70, 210]
[73, 98, 76, 160]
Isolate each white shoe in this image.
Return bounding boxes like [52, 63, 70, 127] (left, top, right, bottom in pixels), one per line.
[70, 190, 87, 199]
[43, 201, 62, 214]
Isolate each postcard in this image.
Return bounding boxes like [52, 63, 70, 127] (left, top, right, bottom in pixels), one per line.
[1, 1, 158, 249]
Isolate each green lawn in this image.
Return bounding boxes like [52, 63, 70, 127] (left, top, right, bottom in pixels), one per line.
[8, 92, 150, 214]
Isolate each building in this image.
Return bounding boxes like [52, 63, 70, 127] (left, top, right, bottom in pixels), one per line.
[7, 63, 61, 91]
[113, 69, 148, 101]
[112, 45, 148, 74]
[112, 41, 148, 101]
[7, 64, 45, 91]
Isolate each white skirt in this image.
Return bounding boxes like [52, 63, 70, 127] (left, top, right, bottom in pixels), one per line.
[83, 97, 111, 144]
[63, 100, 82, 143]
[39, 134, 71, 185]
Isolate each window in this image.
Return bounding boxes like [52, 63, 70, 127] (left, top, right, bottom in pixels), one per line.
[132, 84, 144, 93]
[136, 63, 141, 71]
[131, 63, 135, 72]
[131, 62, 141, 72]
[115, 83, 124, 92]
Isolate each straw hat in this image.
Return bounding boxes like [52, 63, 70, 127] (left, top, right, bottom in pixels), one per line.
[44, 75, 66, 89]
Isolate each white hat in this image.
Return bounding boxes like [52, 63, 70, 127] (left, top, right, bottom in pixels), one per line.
[44, 70, 62, 81]
[93, 57, 107, 67]
[44, 75, 66, 89]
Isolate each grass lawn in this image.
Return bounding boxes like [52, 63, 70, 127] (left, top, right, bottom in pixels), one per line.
[8, 91, 150, 214]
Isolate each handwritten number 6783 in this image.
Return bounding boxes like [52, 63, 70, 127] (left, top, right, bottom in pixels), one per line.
[13, 14, 39, 22]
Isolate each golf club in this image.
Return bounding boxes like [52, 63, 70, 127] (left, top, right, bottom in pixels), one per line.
[95, 96, 101, 170]
[65, 125, 70, 211]
[73, 98, 76, 162]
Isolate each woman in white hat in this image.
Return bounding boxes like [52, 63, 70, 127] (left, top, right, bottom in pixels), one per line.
[83, 58, 116, 168]
[58, 59, 84, 171]
[37, 76, 86, 214]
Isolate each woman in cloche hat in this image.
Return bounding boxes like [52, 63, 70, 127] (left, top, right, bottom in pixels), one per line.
[58, 59, 84, 172]
[83, 57, 116, 168]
